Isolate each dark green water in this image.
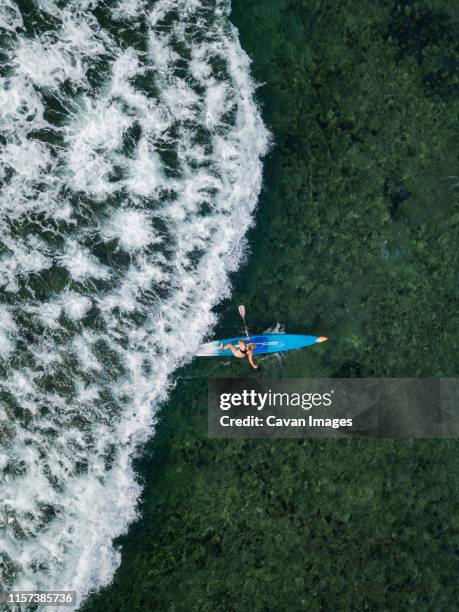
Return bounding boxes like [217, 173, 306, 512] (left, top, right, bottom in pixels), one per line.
[83, 1, 459, 609]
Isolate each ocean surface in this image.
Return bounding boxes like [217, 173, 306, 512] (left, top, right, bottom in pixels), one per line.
[82, 0, 458, 609]
[0, 0, 268, 607]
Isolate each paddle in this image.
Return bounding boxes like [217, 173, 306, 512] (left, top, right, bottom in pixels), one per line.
[238, 304, 250, 339]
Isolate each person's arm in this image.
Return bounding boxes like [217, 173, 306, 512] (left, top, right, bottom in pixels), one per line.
[247, 351, 258, 369]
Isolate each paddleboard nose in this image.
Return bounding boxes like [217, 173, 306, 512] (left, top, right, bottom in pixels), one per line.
[316, 336, 328, 343]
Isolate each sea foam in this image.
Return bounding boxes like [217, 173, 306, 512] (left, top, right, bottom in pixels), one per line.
[0, 0, 269, 608]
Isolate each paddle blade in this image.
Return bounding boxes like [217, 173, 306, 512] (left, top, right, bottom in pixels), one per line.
[238, 305, 246, 318]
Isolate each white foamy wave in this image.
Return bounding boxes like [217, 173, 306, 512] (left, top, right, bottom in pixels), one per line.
[104, 209, 160, 252]
[0, 0, 269, 608]
[0, 0, 23, 32]
[264, 323, 286, 335]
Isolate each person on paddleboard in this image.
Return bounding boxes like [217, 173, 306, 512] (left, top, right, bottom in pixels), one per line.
[219, 340, 258, 369]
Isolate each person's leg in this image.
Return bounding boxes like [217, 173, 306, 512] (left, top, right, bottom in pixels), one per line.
[220, 343, 241, 357]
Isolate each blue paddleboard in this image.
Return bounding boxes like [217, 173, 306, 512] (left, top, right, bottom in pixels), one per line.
[196, 334, 328, 356]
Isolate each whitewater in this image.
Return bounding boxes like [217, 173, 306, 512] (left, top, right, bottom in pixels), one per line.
[0, 0, 268, 608]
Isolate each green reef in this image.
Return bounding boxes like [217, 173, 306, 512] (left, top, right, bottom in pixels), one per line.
[83, 1, 459, 610]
